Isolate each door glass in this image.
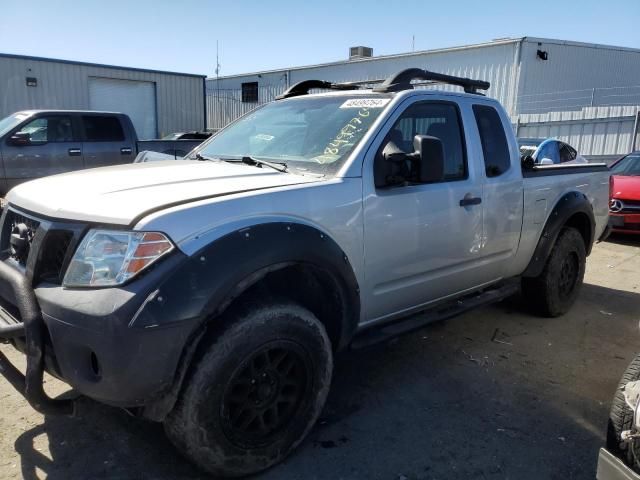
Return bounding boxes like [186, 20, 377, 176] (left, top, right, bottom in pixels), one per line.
[82, 116, 125, 141]
[15, 116, 73, 143]
[472, 105, 511, 177]
[381, 102, 467, 181]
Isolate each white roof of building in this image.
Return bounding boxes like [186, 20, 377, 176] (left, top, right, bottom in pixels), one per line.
[210, 37, 640, 81]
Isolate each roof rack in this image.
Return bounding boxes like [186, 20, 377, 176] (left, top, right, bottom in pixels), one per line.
[372, 68, 490, 95]
[275, 68, 490, 100]
[275, 80, 360, 99]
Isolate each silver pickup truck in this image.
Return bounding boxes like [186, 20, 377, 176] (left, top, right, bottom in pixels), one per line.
[0, 69, 610, 477]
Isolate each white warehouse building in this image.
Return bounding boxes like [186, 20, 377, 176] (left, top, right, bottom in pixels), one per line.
[207, 37, 640, 161]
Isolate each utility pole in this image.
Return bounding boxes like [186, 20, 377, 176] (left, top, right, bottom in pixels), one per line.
[412, 35, 415, 52]
[215, 40, 221, 130]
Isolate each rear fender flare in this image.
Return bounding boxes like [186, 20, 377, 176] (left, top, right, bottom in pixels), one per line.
[522, 191, 595, 278]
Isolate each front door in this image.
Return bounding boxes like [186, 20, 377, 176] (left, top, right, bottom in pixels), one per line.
[362, 100, 485, 323]
[2, 114, 83, 191]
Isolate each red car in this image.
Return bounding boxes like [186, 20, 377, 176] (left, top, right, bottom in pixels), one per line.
[609, 151, 640, 234]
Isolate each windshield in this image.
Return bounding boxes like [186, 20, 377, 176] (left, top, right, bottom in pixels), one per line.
[0, 112, 32, 138]
[611, 153, 640, 176]
[195, 95, 391, 175]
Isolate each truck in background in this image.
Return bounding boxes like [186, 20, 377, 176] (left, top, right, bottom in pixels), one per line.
[0, 110, 207, 196]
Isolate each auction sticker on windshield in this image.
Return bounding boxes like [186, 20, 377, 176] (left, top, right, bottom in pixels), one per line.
[340, 98, 390, 109]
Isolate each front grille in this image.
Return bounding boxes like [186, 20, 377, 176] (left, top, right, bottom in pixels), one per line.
[0, 207, 85, 285]
[617, 223, 640, 231]
[621, 199, 640, 213]
[2, 210, 40, 265]
[37, 231, 74, 283]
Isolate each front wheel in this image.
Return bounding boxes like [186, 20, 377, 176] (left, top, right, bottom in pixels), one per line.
[164, 301, 333, 477]
[522, 226, 586, 317]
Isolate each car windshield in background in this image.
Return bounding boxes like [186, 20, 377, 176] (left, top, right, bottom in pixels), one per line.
[519, 146, 537, 157]
[196, 95, 391, 175]
[0, 112, 32, 137]
[162, 133, 182, 140]
[611, 153, 640, 176]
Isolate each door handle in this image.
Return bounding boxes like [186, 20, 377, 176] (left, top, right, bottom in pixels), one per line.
[459, 196, 482, 207]
[68, 148, 82, 156]
[120, 147, 133, 155]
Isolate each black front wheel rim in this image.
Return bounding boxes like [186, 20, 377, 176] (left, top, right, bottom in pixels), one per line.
[558, 251, 580, 298]
[221, 340, 311, 449]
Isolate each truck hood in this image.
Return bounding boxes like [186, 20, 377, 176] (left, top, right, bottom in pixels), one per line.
[611, 175, 640, 200]
[7, 160, 319, 225]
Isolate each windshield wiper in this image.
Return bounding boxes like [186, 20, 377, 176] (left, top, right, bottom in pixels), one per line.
[194, 152, 217, 162]
[194, 153, 288, 173]
[241, 156, 288, 173]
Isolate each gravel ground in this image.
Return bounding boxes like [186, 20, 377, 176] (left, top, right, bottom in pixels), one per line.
[0, 235, 639, 480]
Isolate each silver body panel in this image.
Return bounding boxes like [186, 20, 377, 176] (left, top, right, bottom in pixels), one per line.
[6, 89, 610, 326]
[597, 448, 640, 480]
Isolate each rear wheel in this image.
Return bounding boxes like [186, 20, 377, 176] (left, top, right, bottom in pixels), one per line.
[522, 226, 586, 317]
[164, 301, 332, 477]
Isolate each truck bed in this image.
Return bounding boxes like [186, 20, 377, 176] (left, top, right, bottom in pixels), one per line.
[513, 163, 610, 276]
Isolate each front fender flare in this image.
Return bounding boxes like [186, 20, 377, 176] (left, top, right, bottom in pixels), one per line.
[133, 222, 360, 346]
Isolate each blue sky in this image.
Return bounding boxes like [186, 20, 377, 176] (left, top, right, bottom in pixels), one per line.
[2, 0, 638, 77]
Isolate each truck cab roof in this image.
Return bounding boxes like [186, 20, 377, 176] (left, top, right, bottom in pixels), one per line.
[14, 109, 125, 115]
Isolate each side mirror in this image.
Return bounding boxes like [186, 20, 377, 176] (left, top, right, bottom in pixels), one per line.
[412, 135, 444, 183]
[374, 134, 445, 187]
[521, 155, 535, 170]
[538, 157, 554, 166]
[374, 139, 410, 188]
[8, 131, 31, 146]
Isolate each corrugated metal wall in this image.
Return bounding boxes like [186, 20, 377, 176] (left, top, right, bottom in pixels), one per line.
[517, 39, 640, 113]
[0, 55, 205, 138]
[206, 40, 521, 129]
[206, 38, 640, 159]
[517, 106, 640, 159]
[514, 40, 640, 158]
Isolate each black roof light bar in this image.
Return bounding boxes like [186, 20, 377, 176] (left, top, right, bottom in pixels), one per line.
[275, 80, 360, 99]
[372, 68, 490, 95]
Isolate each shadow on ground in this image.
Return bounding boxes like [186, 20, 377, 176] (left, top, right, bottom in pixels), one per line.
[13, 283, 640, 480]
[606, 232, 640, 247]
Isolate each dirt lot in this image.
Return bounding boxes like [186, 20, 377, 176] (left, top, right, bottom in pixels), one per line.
[0, 235, 639, 480]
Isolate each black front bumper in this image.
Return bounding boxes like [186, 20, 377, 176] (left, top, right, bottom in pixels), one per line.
[0, 206, 199, 414]
[0, 252, 198, 412]
[0, 260, 74, 415]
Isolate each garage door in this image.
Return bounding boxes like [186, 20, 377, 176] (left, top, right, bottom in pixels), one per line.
[89, 77, 157, 139]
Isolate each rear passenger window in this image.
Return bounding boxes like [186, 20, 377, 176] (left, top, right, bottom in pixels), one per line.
[383, 102, 467, 181]
[83, 116, 124, 142]
[473, 105, 511, 177]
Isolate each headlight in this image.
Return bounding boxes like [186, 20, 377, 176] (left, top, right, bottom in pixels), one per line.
[63, 230, 174, 287]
